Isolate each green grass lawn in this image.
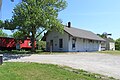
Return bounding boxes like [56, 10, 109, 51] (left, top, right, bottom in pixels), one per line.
[0, 62, 115, 80]
[99, 50, 120, 55]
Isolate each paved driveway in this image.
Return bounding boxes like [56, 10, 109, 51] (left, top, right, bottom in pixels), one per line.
[6, 53, 120, 79]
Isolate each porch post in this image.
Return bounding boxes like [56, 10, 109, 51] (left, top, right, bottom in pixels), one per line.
[0, 54, 3, 65]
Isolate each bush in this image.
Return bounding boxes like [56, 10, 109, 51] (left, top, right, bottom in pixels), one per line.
[37, 41, 46, 50]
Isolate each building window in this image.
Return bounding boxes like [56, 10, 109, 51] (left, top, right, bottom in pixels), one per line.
[59, 39, 63, 48]
[89, 40, 92, 43]
[83, 39, 85, 43]
[50, 40, 53, 51]
[72, 38, 76, 49]
[46, 42, 50, 51]
[89, 40, 94, 43]
[50, 40, 53, 47]
[96, 41, 98, 43]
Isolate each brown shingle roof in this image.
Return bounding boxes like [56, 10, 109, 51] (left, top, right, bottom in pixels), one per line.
[103, 37, 114, 42]
[64, 27, 105, 41]
[42, 26, 105, 41]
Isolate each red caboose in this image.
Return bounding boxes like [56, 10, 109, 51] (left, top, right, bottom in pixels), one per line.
[18, 38, 36, 50]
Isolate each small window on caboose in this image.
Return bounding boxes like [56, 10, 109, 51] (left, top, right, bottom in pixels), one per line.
[28, 42, 32, 46]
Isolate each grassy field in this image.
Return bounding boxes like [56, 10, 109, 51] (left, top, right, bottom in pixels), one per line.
[0, 62, 115, 80]
[99, 50, 120, 55]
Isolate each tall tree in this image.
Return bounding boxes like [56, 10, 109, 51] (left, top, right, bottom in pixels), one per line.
[4, 0, 67, 52]
[115, 38, 120, 50]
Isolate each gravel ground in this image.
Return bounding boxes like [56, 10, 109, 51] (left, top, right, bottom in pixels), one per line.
[5, 52, 120, 79]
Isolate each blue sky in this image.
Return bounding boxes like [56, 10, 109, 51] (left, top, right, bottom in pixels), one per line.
[1, 0, 120, 39]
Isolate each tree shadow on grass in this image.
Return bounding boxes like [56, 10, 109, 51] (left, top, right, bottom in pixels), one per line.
[3, 53, 32, 61]
[1, 50, 32, 61]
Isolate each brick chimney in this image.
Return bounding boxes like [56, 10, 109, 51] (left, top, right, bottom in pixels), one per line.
[68, 22, 71, 28]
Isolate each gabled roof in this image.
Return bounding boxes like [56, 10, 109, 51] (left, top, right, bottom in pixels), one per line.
[104, 37, 114, 42]
[64, 27, 105, 41]
[42, 26, 105, 41]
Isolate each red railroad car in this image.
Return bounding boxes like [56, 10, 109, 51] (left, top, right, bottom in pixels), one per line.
[0, 37, 36, 51]
[0, 37, 16, 50]
[18, 39, 36, 50]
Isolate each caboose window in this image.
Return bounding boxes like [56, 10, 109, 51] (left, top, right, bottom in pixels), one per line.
[28, 42, 32, 46]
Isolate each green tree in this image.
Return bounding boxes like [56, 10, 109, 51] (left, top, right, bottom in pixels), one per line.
[0, 20, 8, 37]
[0, 30, 8, 37]
[38, 41, 46, 50]
[115, 38, 120, 50]
[35, 34, 45, 50]
[12, 31, 29, 39]
[97, 32, 112, 38]
[0, 20, 3, 27]
[4, 0, 67, 52]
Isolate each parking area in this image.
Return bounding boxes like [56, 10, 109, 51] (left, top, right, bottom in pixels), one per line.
[6, 52, 120, 79]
